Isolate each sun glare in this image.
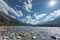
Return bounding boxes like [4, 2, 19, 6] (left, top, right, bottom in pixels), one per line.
[49, 1, 56, 7]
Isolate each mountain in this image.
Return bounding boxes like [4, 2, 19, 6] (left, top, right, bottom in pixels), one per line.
[0, 11, 23, 26]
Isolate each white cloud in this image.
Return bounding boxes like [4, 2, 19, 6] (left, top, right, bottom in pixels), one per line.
[23, 15, 40, 25]
[23, 0, 32, 12]
[33, 13, 47, 20]
[25, 15, 32, 23]
[10, 16, 16, 18]
[16, 10, 23, 17]
[23, 10, 60, 25]
[28, 19, 40, 25]
[0, 0, 23, 18]
[0, 8, 9, 15]
[44, 10, 60, 22]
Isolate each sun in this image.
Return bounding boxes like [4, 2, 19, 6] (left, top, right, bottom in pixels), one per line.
[49, 1, 56, 7]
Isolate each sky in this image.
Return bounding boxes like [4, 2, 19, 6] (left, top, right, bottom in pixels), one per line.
[0, 0, 60, 25]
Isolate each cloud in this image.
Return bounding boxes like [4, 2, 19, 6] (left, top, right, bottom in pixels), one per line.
[0, 8, 9, 15]
[44, 10, 60, 22]
[16, 10, 23, 17]
[0, 0, 9, 15]
[33, 13, 47, 20]
[23, 14, 46, 25]
[10, 16, 16, 18]
[0, 0, 23, 18]
[23, 15, 40, 25]
[25, 15, 32, 23]
[23, 10, 60, 25]
[23, 0, 32, 12]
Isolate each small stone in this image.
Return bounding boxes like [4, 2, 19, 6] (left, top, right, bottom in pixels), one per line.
[50, 35, 56, 40]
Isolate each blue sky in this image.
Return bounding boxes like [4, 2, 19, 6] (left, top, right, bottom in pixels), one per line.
[1, 0, 60, 25]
